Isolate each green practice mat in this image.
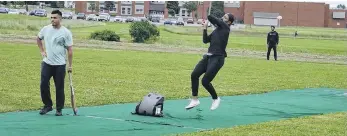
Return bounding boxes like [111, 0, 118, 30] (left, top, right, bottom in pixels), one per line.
[1, 88, 347, 136]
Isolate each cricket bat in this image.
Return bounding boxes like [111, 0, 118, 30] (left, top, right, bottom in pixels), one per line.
[68, 71, 77, 115]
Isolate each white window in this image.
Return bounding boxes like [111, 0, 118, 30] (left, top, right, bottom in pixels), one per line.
[224, 1, 240, 8]
[182, 10, 186, 17]
[87, 2, 99, 12]
[178, 1, 186, 6]
[121, 1, 132, 4]
[135, 5, 144, 14]
[99, 2, 105, 12]
[121, 6, 132, 15]
[136, 1, 144, 3]
[109, 4, 118, 13]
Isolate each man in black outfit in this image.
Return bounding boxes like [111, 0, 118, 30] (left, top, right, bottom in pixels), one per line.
[267, 26, 279, 60]
[185, 13, 234, 111]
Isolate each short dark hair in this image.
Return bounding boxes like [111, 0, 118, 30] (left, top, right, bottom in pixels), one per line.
[271, 26, 275, 29]
[51, 10, 62, 16]
[227, 13, 234, 24]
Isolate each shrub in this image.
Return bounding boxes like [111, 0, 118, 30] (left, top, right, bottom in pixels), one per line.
[129, 21, 160, 43]
[90, 30, 120, 42]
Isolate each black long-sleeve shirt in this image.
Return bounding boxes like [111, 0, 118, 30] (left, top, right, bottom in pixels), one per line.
[267, 31, 279, 46]
[203, 15, 230, 57]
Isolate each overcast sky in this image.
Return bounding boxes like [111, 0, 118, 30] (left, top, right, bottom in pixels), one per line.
[294, 1, 347, 8]
[260, 0, 346, 8]
[324, 1, 347, 7]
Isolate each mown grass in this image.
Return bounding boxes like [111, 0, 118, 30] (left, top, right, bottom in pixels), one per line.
[0, 14, 105, 31]
[1, 43, 347, 111]
[0, 21, 345, 56]
[1, 14, 347, 136]
[157, 29, 347, 55]
[163, 25, 347, 40]
[1, 14, 346, 55]
[178, 112, 347, 136]
[1, 42, 347, 135]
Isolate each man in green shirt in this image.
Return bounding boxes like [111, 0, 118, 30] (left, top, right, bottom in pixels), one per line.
[37, 10, 73, 116]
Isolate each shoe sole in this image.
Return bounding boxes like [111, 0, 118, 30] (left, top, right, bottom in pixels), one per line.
[39, 109, 53, 115]
[185, 104, 200, 110]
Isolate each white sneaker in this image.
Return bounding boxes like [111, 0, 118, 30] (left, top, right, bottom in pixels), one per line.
[210, 97, 221, 110]
[185, 99, 200, 110]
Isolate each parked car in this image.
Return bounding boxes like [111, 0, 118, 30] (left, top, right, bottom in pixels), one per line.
[0, 8, 9, 14]
[8, 9, 20, 14]
[86, 14, 98, 21]
[151, 17, 160, 23]
[34, 9, 47, 17]
[187, 18, 194, 24]
[29, 10, 36, 16]
[197, 19, 203, 24]
[125, 17, 134, 23]
[98, 13, 110, 21]
[176, 21, 184, 26]
[76, 13, 86, 20]
[164, 19, 172, 25]
[139, 17, 147, 22]
[62, 12, 73, 19]
[112, 16, 123, 22]
[18, 9, 27, 15]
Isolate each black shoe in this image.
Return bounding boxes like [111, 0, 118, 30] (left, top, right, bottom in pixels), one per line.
[39, 106, 53, 115]
[55, 110, 63, 116]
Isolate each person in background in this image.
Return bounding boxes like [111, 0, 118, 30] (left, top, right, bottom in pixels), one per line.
[266, 26, 279, 61]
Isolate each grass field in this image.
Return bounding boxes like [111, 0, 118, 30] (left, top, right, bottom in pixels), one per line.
[163, 25, 347, 39]
[0, 14, 347, 136]
[0, 43, 347, 135]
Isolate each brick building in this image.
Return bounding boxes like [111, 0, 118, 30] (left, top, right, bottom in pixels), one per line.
[75, 1, 165, 18]
[222, 1, 346, 28]
[193, 1, 346, 28]
[75, 1, 346, 28]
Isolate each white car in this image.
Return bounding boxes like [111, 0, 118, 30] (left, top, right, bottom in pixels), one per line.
[113, 16, 123, 22]
[8, 9, 19, 14]
[86, 14, 98, 21]
[62, 12, 73, 19]
[98, 13, 110, 21]
[18, 9, 27, 15]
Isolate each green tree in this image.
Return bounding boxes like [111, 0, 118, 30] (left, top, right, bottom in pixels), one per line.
[168, 9, 175, 17]
[0, 1, 8, 6]
[207, 1, 225, 18]
[166, 1, 179, 16]
[337, 4, 346, 9]
[129, 21, 160, 43]
[183, 1, 198, 18]
[105, 1, 115, 11]
[88, 1, 96, 13]
[50, 1, 58, 8]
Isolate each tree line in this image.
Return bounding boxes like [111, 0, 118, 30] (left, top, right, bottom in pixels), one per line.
[165, 1, 225, 19]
